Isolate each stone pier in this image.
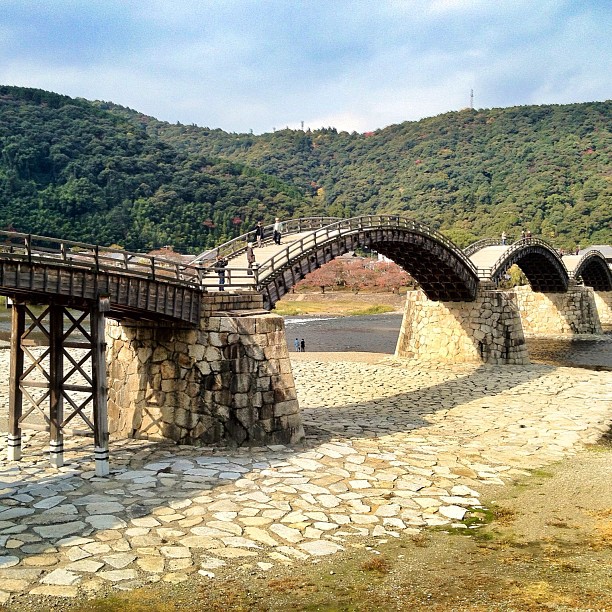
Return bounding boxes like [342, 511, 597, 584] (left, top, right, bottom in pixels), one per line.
[395, 287, 528, 364]
[509, 284, 603, 335]
[593, 291, 612, 326]
[106, 294, 304, 446]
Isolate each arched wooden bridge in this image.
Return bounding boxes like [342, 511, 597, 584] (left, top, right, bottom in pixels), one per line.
[1, 217, 610, 317]
[0, 218, 610, 475]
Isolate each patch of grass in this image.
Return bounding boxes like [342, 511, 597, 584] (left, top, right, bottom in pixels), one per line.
[73, 592, 191, 611]
[545, 518, 570, 528]
[530, 468, 554, 478]
[410, 532, 430, 547]
[360, 555, 391, 574]
[464, 506, 495, 527]
[492, 505, 517, 526]
[553, 560, 583, 573]
[346, 304, 395, 316]
[273, 300, 396, 316]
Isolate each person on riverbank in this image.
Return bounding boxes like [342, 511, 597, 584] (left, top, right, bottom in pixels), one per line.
[300, 338, 306, 352]
[214, 255, 228, 290]
[273, 217, 283, 245]
[246, 242, 255, 274]
[294, 338, 300, 352]
[501, 231, 507, 245]
[254, 221, 265, 248]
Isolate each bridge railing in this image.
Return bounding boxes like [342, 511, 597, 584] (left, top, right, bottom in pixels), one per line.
[0, 230, 205, 289]
[190, 217, 343, 266]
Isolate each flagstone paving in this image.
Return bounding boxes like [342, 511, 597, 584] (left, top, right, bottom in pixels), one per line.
[0, 355, 610, 603]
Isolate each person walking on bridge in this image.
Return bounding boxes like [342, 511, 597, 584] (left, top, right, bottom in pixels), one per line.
[254, 221, 265, 248]
[214, 254, 228, 291]
[246, 242, 255, 274]
[273, 217, 283, 245]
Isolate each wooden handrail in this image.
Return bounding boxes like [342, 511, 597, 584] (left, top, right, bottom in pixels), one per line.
[0, 229, 204, 290]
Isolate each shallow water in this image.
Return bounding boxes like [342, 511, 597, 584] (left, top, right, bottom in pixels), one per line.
[1, 307, 610, 370]
[285, 313, 612, 371]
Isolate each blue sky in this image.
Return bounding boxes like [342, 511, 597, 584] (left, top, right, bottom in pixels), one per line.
[1, 0, 610, 134]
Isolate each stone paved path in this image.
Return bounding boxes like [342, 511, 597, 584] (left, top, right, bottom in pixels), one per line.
[0, 353, 610, 603]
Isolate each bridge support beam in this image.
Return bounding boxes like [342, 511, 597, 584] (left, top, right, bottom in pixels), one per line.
[396, 288, 528, 364]
[593, 291, 612, 326]
[106, 294, 304, 446]
[509, 285, 602, 335]
[6, 299, 109, 475]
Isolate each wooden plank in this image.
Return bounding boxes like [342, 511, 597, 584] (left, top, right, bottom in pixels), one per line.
[91, 299, 109, 476]
[49, 304, 64, 468]
[7, 301, 25, 461]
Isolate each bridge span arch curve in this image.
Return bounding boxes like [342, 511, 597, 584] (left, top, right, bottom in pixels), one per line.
[568, 250, 612, 291]
[471, 238, 570, 292]
[252, 216, 480, 309]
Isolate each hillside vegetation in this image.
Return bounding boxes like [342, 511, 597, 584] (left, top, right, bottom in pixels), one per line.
[0, 86, 306, 252]
[125, 101, 611, 249]
[1, 85, 610, 252]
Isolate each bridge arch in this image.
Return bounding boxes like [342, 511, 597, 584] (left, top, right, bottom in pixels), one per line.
[255, 217, 480, 309]
[489, 239, 569, 292]
[571, 250, 612, 291]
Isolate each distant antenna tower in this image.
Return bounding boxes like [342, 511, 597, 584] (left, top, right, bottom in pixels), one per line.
[301, 121, 304, 130]
[470, 89, 474, 109]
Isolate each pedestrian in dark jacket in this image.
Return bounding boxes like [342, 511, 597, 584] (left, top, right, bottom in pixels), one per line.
[254, 221, 265, 248]
[214, 255, 228, 290]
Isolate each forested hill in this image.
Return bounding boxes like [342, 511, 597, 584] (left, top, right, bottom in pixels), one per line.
[0, 86, 307, 252]
[114, 99, 611, 249]
[0, 86, 610, 253]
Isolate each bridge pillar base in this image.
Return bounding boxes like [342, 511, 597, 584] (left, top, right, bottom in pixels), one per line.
[396, 288, 528, 364]
[509, 285, 603, 335]
[106, 295, 304, 447]
[6, 434, 21, 461]
[593, 291, 612, 326]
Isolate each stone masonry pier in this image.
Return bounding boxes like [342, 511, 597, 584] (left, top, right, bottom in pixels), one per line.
[106, 294, 304, 446]
[395, 288, 529, 365]
[593, 291, 612, 326]
[509, 284, 603, 335]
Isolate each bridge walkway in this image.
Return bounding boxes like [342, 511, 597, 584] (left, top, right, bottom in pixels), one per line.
[561, 254, 580, 274]
[469, 245, 510, 270]
[210, 231, 316, 291]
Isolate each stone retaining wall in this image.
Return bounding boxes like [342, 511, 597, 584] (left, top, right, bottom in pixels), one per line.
[509, 285, 602, 335]
[593, 291, 612, 325]
[106, 294, 304, 446]
[395, 288, 528, 364]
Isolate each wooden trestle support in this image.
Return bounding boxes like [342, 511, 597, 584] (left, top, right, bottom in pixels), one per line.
[7, 298, 110, 476]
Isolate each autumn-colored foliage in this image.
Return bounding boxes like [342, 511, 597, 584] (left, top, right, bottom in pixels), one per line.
[295, 257, 412, 294]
